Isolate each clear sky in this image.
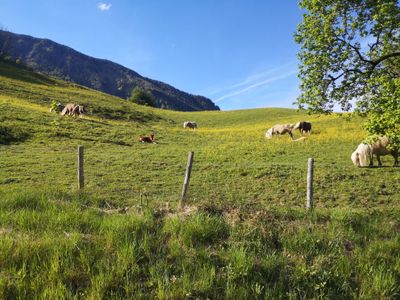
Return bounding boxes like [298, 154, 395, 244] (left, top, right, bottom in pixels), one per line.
[0, 0, 303, 110]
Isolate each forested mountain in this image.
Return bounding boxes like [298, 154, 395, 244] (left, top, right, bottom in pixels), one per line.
[0, 30, 219, 111]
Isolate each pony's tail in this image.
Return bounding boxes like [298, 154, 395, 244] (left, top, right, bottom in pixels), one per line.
[358, 144, 372, 166]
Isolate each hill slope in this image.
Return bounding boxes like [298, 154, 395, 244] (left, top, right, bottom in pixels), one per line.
[1, 60, 400, 299]
[0, 30, 219, 111]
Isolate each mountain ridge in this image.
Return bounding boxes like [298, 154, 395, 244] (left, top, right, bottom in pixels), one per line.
[0, 30, 219, 112]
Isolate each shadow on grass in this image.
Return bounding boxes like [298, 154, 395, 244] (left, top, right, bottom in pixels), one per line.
[0, 125, 31, 145]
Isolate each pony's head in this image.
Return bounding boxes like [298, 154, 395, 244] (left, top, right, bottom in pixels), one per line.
[266, 128, 273, 139]
[78, 105, 86, 115]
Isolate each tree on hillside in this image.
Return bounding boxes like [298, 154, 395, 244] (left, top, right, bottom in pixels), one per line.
[128, 87, 156, 107]
[295, 0, 400, 147]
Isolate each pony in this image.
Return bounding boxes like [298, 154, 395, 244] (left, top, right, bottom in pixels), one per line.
[293, 121, 312, 134]
[351, 136, 399, 167]
[60, 103, 85, 117]
[139, 134, 156, 143]
[183, 121, 197, 129]
[60, 103, 76, 116]
[266, 124, 294, 139]
[72, 105, 86, 117]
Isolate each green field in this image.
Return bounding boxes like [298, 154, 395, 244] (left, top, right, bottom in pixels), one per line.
[1, 60, 399, 299]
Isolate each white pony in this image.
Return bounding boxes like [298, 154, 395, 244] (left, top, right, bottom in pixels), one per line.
[351, 136, 399, 167]
[61, 103, 85, 117]
[266, 124, 294, 139]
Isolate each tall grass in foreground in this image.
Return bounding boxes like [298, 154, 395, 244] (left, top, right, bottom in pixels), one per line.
[0, 190, 399, 299]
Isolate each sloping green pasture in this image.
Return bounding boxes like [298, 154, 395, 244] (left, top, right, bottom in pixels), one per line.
[0, 61, 399, 299]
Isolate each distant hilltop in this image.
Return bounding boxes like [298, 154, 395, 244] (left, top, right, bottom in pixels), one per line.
[0, 30, 219, 112]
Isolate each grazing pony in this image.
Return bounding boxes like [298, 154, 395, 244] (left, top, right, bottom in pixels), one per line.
[351, 136, 399, 167]
[72, 105, 86, 116]
[139, 134, 156, 143]
[266, 124, 294, 139]
[60, 103, 76, 116]
[183, 121, 197, 129]
[293, 121, 312, 134]
[61, 103, 85, 117]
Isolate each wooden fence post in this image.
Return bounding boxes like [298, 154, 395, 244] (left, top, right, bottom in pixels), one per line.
[78, 145, 84, 191]
[306, 158, 314, 210]
[181, 151, 194, 208]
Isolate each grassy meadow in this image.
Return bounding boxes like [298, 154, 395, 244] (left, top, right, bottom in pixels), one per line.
[1, 60, 400, 299]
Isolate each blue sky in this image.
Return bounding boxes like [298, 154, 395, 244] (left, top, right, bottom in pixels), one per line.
[0, 1, 303, 110]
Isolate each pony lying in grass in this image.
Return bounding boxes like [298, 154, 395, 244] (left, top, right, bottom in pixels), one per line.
[351, 136, 399, 167]
[139, 134, 156, 143]
[266, 124, 294, 139]
[183, 121, 197, 129]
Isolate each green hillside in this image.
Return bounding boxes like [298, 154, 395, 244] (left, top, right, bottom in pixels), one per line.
[1, 60, 399, 298]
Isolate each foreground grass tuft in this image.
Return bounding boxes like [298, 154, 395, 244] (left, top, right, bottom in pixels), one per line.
[0, 191, 399, 298]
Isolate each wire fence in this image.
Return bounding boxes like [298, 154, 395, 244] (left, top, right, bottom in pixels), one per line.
[1, 144, 398, 210]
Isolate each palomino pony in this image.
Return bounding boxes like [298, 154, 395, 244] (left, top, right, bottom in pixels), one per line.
[266, 124, 294, 139]
[139, 134, 156, 143]
[351, 136, 399, 167]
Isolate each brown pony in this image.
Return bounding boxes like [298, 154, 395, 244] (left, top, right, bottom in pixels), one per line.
[139, 134, 156, 143]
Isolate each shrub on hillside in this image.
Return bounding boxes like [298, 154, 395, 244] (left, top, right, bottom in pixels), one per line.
[128, 87, 155, 107]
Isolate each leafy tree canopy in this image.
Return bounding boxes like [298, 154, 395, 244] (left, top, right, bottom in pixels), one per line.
[295, 0, 400, 149]
[128, 87, 156, 107]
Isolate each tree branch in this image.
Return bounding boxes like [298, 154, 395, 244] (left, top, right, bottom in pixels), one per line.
[335, 37, 373, 64]
[371, 52, 400, 67]
[334, 35, 400, 76]
[328, 68, 364, 82]
[368, 31, 381, 52]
